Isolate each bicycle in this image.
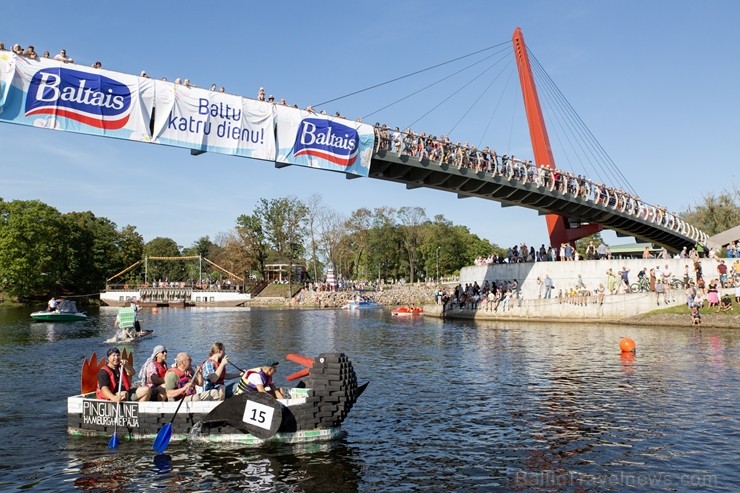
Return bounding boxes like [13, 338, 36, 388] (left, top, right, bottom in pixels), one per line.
[667, 276, 684, 290]
[630, 278, 649, 293]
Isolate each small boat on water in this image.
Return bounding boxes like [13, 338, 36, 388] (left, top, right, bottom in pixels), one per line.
[342, 296, 381, 310]
[31, 300, 87, 322]
[391, 306, 424, 316]
[104, 329, 154, 344]
[68, 351, 367, 446]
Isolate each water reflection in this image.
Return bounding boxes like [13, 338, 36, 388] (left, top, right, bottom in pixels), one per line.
[65, 439, 365, 493]
[0, 306, 737, 492]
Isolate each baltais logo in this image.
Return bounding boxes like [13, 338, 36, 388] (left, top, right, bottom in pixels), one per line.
[25, 68, 131, 129]
[293, 118, 359, 166]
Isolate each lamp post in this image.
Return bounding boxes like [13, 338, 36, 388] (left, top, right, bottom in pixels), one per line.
[436, 247, 440, 282]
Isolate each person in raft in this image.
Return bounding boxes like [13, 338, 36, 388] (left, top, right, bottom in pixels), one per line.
[97, 347, 152, 402]
[137, 345, 168, 401]
[164, 352, 221, 402]
[234, 360, 285, 399]
[201, 342, 243, 399]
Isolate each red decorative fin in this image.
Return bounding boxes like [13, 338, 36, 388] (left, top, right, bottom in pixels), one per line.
[81, 352, 106, 394]
[286, 353, 314, 368]
[286, 368, 311, 381]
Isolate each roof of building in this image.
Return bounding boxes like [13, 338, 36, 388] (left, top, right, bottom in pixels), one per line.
[608, 242, 660, 254]
[707, 225, 740, 248]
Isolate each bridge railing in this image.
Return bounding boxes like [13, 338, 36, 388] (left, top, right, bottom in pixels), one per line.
[373, 125, 707, 247]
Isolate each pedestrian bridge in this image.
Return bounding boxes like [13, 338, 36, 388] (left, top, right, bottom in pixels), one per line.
[367, 142, 705, 252]
[0, 32, 708, 252]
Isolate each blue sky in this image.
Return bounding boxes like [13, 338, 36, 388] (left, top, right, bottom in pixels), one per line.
[1, 1, 738, 251]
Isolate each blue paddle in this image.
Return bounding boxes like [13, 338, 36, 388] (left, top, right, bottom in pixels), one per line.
[152, 393, 185, 454]
[107, 365, 125, 449]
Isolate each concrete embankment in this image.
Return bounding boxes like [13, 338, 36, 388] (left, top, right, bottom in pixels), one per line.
[458, 257, 730, 303]
[422, 290, 671, 323]
[248, 284, 437, 308]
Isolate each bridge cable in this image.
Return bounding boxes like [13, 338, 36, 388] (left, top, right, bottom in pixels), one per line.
[528, 56, 607, 184]
[402, 56, 506, 133]
[312, 41, 510, 108]
[446, 56, 514, 137]
[528, 49, 638, 196]
[530, 53, 620, 188]
[507, 85, 518, 156]
[478, 64, 516, 149]
[361, 49, 506, 121]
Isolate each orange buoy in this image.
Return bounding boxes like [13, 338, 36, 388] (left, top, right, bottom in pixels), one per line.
[619, 337, 636, 352]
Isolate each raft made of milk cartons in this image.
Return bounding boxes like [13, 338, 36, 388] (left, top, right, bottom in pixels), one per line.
[67, 350, 368, 445]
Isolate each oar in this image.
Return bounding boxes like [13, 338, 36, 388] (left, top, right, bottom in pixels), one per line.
[107, 365, 125, 449]
[228, 361, 245, 373]
[152, 364, 201, 454]
[152, 396, 185, 455]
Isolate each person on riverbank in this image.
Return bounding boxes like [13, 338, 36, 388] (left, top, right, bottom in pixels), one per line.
[690, 305, 701, 326]
[619, 267, 630, 292]
[718, 294, 733, 312]
[97, 347, 152, 402]
[606, 268, 617, 294]
[655, 279, 667, 305]
[234, 360, 285, 399]
[201, 342, 242, 399]
[706, 279, 720, 308]
[685, 281, 697, 308]
[138, 345, 168, 401]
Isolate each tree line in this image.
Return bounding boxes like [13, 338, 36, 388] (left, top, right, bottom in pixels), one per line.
[1, 190, 736, 300]
[0, 195, 502, 300]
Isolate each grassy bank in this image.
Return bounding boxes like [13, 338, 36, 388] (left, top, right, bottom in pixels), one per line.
[624, 302, 739, 329]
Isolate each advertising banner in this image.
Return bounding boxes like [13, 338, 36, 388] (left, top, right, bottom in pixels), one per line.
[275, 105, 373, 177]
[0, 51, 16, 109]
[0, 52, 153, 140]
[152, 81, 275, 160]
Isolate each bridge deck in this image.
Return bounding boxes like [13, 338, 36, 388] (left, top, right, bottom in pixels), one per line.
[368, 149, 703, 252]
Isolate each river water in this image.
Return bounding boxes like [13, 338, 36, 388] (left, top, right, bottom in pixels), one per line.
[0, 304, 737, 492]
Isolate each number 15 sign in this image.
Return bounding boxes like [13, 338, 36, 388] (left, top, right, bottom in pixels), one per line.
[243, 399, 275, 431]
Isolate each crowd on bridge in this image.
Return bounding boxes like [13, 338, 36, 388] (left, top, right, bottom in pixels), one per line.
[371, 124, 708, 247]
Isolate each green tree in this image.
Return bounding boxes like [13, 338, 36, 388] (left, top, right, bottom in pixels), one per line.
[61, 211, 121, 294]
[680, 189, 740, 237]
[144, 237, 183, 282]
[182, 236, 222, 281]
[575, 232, 605, 259]
[397, 206, 427, 283]
[0, 200, 68, 299]
[116, 225, 144, 270]
[342, 208, 372, 279]
[235, 213, 269, 279]
[258, 196, 308, 260]
[367, 207, 399, 281]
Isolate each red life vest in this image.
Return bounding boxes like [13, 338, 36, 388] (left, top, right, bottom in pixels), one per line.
[96, 365, 130, 400]
[170, 367, 196, 400]
[203, 357, 224, 386]
[152, 360, 167, 381]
